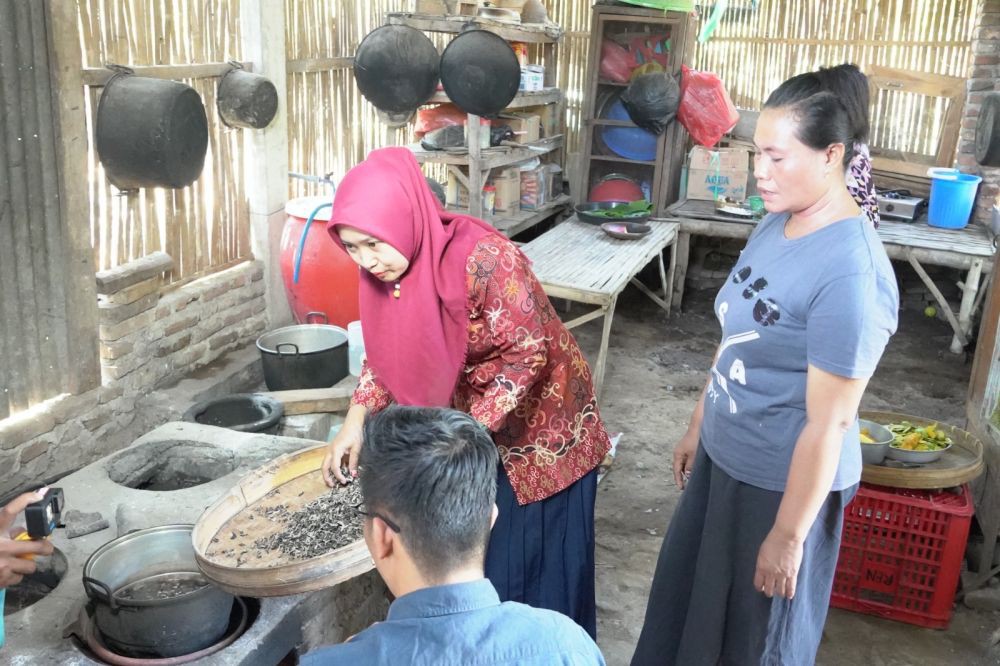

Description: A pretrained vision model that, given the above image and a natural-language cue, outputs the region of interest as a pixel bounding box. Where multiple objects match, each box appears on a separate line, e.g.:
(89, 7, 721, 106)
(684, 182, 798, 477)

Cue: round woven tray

(192, 444, 372, 597)
(859, 410, 984, 489)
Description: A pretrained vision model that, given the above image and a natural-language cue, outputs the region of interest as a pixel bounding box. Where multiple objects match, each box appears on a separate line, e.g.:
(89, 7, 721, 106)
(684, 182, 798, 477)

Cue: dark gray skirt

(631, 445, 856, 666)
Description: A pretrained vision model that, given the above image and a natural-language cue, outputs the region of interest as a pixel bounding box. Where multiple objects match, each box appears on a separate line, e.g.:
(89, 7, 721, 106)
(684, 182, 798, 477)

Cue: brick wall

(0, 259, 268, 498)
(959, 0, 1000, 226)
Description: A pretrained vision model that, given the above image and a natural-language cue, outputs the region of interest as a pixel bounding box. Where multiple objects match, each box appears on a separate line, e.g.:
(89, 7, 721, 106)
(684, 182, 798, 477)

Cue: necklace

(393, 281, 400, 299)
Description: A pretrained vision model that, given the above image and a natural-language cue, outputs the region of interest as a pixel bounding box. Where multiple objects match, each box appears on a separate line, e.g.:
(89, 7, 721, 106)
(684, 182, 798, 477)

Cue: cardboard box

(412, 0, 449, 14)
(497, 113, 540, 143)
(447, 172, 469, 208)
(519, 65, 545, 92)
(689, 146, 749, 170)
(493, 168, 521, 213)
(686, 146, 750, 201)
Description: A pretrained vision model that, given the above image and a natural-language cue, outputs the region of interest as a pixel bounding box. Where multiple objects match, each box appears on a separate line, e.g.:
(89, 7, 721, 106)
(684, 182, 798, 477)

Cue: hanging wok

(353, 25, 439, 114)
(440, 30, 520, 117)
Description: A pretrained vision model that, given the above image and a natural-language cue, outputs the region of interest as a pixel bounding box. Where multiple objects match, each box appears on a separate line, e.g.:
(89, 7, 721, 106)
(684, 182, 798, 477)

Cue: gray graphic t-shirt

(700, 212, 899, 492)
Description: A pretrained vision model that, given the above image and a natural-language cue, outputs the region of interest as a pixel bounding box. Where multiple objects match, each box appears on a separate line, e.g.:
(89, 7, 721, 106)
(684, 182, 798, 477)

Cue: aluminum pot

(82, 525, 234, 658)
(256, 323, 349, 391)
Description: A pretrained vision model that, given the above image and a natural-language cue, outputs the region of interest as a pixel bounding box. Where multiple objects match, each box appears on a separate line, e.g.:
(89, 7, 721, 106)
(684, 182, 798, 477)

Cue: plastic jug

(347, 321, 365, 376)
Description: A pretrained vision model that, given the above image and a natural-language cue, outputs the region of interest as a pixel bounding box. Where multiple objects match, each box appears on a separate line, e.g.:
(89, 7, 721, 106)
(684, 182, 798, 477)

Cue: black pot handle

(83, 576, 119, 613)
(305, 311, 329, 324)
(275, 343, 300, 357)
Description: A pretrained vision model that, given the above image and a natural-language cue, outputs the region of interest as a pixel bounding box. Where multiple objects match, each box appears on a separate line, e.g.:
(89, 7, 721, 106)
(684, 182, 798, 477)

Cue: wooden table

(521, 217, 679, 396)
(668, 199, 997, 353)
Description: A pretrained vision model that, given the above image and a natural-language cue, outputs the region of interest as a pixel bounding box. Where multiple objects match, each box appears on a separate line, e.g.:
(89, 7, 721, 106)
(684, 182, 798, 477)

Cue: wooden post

(43, 0, 100, 396)
(242, 0, 292, 327)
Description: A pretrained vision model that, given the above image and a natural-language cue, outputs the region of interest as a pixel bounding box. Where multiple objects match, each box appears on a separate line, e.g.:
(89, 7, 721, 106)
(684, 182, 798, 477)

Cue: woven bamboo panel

(693, 0, 978, 160)
(77, 0, 250, 285)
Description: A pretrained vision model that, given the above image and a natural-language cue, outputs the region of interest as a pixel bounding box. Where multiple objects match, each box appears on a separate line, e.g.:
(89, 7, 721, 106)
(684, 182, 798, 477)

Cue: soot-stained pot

(95, 74, 209, 189)
(217, 67, 279, 129)
(439, 29, 520, 118)
(354, 25, 440, 114)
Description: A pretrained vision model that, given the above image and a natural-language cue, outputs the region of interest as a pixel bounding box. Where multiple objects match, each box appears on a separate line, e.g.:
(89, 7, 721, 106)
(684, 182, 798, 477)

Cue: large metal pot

(256, 324, 349, 391)
(83, 525, 234, 658)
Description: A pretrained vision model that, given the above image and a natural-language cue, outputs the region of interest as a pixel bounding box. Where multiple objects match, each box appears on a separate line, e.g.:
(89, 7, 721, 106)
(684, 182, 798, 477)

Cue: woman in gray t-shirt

(632, 65, 899, 666)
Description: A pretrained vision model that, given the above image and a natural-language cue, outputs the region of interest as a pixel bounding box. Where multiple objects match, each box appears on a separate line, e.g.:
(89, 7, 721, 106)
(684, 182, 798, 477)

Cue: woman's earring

(393, 281, 401, 299)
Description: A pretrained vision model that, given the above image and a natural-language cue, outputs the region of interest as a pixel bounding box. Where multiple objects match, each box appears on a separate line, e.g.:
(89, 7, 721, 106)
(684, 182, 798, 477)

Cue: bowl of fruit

(859, 419, 893, 465)
(886, 421, 953, 464)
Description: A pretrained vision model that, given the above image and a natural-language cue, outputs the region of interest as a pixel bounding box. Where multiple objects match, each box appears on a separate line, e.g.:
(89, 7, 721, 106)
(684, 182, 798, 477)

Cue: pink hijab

(328, 147, 498, 406)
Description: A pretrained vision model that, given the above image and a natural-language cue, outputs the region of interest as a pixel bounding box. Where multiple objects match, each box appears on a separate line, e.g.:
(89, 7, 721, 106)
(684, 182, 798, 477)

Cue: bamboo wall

(76, 0, 979, 283)
(285, 0, 409, 199)
(77, 0, 251, 285)
(694, 0, 978, 159)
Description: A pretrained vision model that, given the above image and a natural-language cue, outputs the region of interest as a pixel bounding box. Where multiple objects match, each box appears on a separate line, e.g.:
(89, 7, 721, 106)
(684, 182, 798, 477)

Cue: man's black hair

(359, 405, 499, 580)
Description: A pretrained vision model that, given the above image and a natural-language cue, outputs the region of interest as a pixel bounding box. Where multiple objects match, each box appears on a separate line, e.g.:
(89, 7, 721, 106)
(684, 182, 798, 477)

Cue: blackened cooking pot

(95, 74, 209, 190)
(256, 324, 349, 391)
(82, 525, 234, 658)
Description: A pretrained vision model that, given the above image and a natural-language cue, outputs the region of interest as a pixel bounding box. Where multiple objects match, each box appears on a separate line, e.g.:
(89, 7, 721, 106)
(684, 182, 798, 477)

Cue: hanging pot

(217, 65, 279, 129)
(95, 73, 209, 189)
(354, 25, 440, 114)
(976, 92, 1000, 168)
(440, 29, 520, 117)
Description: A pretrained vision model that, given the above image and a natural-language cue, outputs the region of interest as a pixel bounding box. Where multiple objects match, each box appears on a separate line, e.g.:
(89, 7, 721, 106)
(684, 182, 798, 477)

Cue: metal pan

(354, 25, 439, 114)
(440, 29, 520, 117)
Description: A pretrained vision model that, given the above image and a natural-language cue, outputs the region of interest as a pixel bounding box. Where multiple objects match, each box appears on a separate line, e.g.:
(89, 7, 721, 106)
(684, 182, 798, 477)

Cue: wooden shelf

(410, 135, 564, 170)
(426, 88, 562, 109)
(386, 12, 563, 43)
(492, 194, 572, 237)
(589, 154, 657, 166)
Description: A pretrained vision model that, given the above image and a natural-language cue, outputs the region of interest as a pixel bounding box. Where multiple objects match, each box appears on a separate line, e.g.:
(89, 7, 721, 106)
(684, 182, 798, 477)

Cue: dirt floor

(570, 282, 1000, 666)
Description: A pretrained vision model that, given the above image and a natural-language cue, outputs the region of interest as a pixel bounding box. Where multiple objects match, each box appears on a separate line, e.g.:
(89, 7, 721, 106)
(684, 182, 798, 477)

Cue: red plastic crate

(830, 483, 973, 629)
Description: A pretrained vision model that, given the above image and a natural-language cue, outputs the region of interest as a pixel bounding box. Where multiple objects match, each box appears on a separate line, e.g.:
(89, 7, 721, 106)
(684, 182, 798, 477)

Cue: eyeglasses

(354, 502, 401, 533)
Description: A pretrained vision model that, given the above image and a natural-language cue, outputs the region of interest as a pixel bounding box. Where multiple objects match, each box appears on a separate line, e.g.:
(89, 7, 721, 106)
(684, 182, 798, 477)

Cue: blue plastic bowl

(599, 99, 658, 162)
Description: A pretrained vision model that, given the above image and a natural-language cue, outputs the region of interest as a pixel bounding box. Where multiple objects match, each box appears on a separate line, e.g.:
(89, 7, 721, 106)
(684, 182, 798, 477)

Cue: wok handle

(305, 311, 329, 324)
(82, 576, 119, 612)
(275, 343, 300, 357)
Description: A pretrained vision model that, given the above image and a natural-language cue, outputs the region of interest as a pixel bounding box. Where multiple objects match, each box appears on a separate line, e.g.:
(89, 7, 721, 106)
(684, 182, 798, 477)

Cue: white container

(347, 320, 365, 376)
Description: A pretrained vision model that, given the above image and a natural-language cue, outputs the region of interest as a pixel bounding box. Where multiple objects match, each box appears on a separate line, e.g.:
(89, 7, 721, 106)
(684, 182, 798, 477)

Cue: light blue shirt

(701, 212, 898, 492)
(300, 579, 606, 666)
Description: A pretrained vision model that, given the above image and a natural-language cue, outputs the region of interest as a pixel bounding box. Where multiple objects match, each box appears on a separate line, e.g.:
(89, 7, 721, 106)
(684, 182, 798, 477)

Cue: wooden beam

(261, 387, 354, 415)
(81, 62, 253, 86)
(43, 0, 101, 396)
(286, 57, 354, 73)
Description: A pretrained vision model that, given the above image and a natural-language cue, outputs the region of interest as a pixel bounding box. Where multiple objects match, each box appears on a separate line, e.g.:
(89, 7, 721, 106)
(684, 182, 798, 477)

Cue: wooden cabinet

(577, 5, 695, 215)
(386, 12, 570, 237)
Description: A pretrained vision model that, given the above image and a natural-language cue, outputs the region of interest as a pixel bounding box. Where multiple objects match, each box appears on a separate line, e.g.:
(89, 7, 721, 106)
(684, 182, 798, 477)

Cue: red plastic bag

(599, 39, 635, 84)
(414, 103, 468, 138)
(677, 65, 740, 147)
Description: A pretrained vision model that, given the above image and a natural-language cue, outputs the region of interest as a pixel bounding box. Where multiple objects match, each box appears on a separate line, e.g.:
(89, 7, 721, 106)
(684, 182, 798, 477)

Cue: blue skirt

(485, 466, 598, 639)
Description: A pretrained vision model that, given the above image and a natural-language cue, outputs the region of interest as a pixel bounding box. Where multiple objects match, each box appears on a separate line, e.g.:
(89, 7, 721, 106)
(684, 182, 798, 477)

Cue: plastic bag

(621, 72, 681, 135)
(414, 103, 468, 138)
(677, 65, 740, 147)
(599, 39, 634, 83)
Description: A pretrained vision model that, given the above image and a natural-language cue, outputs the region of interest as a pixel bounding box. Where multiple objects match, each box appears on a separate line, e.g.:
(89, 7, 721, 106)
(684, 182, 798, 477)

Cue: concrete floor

(573, 284, 1000, 666)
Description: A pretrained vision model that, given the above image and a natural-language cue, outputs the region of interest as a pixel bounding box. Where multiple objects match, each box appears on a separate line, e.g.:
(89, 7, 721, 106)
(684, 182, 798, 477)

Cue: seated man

(302, 406, 605, 666)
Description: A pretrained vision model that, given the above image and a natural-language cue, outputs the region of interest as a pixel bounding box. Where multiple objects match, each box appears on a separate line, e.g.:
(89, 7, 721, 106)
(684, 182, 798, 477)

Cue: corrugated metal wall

(0, 0, 74, 419)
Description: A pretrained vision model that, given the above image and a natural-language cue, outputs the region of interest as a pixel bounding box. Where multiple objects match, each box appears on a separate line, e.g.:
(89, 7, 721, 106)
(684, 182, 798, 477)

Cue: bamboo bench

(521, 217, 679, 396)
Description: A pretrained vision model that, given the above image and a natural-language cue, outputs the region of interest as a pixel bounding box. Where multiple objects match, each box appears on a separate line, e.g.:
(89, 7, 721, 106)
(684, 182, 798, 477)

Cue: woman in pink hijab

(322, 147, 610, 637)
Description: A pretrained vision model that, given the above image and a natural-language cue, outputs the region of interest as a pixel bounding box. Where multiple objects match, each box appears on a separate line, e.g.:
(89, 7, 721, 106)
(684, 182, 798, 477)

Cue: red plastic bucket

(279, 196, 360, 327)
